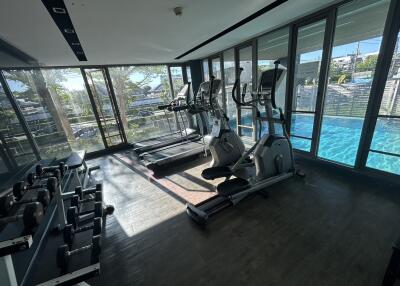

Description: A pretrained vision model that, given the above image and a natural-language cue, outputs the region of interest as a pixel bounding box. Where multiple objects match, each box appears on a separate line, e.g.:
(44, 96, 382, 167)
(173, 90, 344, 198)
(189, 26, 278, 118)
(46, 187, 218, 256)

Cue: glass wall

(169, 66, 184, 97)
(210, 57, 224, 108)
(223, 49, 236, 130)
(202, 59, 209, 81)
(291, 19, 327, 152)
(41, 69, 104, 152)
(0, 84, 36, 168)
(367, 31, 400, 174)
(238, 45, 254, 139)
(109, 65, 176, 142)
(3, 69, 104, 159)
(258, 27, 290, 109)
(258, 27, 290, 136)
(186, 66, 192, 83)
(318, 0, 390, 166)
(3, 70, 71, 159)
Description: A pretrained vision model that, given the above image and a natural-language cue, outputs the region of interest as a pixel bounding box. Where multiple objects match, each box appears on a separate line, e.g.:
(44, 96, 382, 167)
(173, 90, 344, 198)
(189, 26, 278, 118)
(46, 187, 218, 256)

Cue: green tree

(356, 55, 378, 72)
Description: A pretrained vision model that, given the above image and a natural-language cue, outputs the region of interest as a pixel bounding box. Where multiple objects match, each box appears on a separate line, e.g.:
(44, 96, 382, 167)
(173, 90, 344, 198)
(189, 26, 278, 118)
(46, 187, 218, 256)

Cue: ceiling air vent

(41, 0, 87, 61)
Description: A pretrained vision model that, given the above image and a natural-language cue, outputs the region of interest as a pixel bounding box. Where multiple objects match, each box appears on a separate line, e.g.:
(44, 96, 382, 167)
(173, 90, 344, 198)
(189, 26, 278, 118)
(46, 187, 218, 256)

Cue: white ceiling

(0, 0, 341, 67)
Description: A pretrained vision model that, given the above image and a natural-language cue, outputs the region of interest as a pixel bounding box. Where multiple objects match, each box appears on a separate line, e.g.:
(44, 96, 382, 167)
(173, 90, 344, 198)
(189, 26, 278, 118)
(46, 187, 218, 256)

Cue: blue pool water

(231, 114, 400, 175)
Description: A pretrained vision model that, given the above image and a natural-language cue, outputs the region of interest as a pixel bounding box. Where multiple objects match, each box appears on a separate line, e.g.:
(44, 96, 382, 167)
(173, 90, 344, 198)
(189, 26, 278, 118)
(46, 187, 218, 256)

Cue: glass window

(109, 65, 176, 142)
(211, 57, 222, 79)
(258, 27, 289, 110)
(3, 70, 73, 159)
(291, 19, 327, 151)
(238, 45, 254, 139)
(41, 69, 104, 153)
(318, 0, 390, 166)
(170, 66, 184, 97)
(367, 31, 400, 175)
(203, 59, 209, 81)
(186, 66, 192, 83)
(223, 49, 236, 130)
(0, 84, 36, 168)
(211, 57, 224, 108)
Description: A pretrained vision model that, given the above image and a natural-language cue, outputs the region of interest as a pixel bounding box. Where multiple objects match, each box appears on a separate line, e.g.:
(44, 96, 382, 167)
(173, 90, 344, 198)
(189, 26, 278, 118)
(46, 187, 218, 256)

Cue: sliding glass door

(82, 68, 126, 148)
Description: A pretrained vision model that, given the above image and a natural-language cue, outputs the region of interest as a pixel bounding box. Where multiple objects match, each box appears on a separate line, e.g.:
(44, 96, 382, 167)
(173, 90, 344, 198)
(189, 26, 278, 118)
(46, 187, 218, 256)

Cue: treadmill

(133, 84, 201, 154)
(139, 79, 222, 170)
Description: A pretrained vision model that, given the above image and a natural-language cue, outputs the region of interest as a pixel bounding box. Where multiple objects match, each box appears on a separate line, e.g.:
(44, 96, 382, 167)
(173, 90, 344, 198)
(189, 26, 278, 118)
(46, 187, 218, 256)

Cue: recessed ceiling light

(52, 7, 66, 14)
(64, 28, 75, 33)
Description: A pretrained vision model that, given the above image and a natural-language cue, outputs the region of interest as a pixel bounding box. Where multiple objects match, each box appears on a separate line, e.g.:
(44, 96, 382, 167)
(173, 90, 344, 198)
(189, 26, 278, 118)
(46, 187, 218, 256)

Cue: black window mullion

(285, 24, 296, 135)
(310, 9, 337, 157)
(80, 68, 108, 149)
(355, 0, 400, 169)
(104, 67, 128, 144)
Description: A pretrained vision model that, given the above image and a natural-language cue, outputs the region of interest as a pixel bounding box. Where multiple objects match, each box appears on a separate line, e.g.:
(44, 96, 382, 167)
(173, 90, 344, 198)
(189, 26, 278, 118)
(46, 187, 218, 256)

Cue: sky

(301, 36, 382, 63)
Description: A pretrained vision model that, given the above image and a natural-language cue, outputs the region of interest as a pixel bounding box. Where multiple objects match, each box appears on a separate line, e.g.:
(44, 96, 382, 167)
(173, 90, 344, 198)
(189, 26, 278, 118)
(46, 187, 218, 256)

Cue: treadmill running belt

(141, 141, 206, 167)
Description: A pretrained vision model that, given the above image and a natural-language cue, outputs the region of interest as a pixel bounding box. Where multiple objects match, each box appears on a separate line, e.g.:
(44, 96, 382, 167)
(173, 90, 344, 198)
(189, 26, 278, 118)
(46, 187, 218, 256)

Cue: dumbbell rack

(37, 262, 100, 286)
(0, 235, 32, 286)
(0, 156, 102, 286)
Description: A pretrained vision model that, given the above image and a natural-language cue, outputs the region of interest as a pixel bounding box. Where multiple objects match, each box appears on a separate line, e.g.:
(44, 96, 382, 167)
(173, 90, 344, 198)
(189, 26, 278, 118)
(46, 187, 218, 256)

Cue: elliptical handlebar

(232, 68, 244, 106)
(209, 75, 215, 110)
(271, 60, 280, 109)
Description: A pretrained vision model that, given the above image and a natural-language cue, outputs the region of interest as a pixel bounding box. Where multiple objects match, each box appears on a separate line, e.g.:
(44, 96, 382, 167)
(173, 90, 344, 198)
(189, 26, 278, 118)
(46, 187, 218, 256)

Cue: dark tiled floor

(86, 153, 400, 286)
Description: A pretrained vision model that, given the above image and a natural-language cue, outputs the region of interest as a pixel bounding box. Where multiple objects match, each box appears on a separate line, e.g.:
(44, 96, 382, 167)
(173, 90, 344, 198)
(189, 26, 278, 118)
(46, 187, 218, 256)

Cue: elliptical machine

(205, 76, 245, 167)
(186, 60, 304, 225)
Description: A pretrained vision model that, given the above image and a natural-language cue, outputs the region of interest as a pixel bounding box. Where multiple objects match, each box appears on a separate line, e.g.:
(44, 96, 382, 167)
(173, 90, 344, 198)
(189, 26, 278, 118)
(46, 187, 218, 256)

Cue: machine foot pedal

(202, 166, 232, 180)
(217, 178, 249, 196)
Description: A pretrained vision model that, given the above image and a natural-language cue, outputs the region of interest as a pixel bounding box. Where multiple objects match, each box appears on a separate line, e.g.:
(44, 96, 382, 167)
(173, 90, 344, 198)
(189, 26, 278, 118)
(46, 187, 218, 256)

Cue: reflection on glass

(224, 49, 236, 130)
(41, 69, 104, 153)
(293, 19, 326, 112)
(109, 65, 176, 142)
(0, 84, 36, 167)
(203, 59, 209, 81)
(318, 0, 390, 166)
(4, 70, 71, 159)
(170, 66, 184, 97)
(258, 27, 289, 110)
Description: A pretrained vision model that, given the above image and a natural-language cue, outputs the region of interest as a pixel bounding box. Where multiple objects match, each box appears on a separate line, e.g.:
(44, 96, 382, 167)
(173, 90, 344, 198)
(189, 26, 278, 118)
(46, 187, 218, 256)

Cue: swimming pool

(229, 114, 400, 175)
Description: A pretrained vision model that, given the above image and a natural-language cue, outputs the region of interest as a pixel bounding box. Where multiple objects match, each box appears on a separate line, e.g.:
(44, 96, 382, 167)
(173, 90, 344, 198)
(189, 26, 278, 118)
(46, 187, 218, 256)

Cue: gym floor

(80, 151, 399, 285)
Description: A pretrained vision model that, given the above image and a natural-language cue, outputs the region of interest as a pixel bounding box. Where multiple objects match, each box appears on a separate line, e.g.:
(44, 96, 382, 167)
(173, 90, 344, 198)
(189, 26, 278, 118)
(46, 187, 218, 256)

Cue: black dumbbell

(63, 217, 102, 247)
(36, 162, 67, 177)
(0, 189, 51, 216)
(13, 177, 57, 201)
(71, 192, 102, 209)
(27, 168, 61, 186)
(57, 235, 101, 273)
(75, 184, 102, 200)
(67, 202, 103, 228)
(0, 202, 44, 230)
